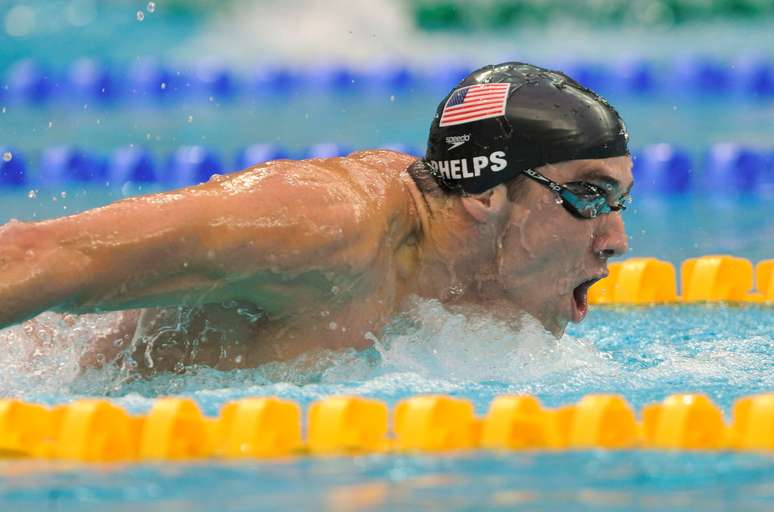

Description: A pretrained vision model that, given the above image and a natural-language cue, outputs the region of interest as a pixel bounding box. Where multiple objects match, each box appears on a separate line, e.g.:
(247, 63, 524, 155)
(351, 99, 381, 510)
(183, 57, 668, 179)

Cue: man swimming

(0, 62, 633, 374)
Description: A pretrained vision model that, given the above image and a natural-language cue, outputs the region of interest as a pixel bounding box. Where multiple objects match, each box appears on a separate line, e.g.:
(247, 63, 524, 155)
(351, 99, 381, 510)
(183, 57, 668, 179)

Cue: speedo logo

(429, 151, 507, 180)
(445, 133, 470, 150)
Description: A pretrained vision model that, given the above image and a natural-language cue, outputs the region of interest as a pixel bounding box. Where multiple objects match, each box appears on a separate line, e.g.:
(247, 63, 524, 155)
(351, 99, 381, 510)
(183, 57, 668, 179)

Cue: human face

(496, 156, 633, 336)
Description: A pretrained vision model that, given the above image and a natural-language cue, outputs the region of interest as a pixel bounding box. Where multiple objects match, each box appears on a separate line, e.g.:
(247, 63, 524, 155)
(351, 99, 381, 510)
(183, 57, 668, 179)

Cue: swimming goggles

(521, 168, 631, 219)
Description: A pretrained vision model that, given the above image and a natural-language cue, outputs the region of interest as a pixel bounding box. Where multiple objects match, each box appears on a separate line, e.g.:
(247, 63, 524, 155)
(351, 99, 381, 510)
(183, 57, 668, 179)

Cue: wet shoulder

(336, 149, 417, 200)
(319, 149, 418, 238)
(232, 150, 417, 228)
(242, 149, 415, 188)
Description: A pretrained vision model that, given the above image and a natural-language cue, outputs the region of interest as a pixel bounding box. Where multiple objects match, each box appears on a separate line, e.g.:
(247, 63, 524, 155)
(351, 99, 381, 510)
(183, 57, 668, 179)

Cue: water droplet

(328, 321, 338, 330)
(448, 284, 464, 297)
(2, 151, 11, 162)
(320, 310, 330, 317)
(160, 82, 167, 90)
(331, 286, 340, 295)
(187, 114, 193, 123)
(136, 10, 144, 21)
(234, 355, 243, 364)
(389, 95, 395, 102)
(95, 353, 106, 364)
(60, 191, 67, 198)
(1, 107, 6, 113)
(48, 121, 53, 128)
(120, 181, 133, 196)
(554, 196, 563, 204)
(147, 2, 156, 13)
(236, 306, 262, 323)
(27, 189, 37, 199)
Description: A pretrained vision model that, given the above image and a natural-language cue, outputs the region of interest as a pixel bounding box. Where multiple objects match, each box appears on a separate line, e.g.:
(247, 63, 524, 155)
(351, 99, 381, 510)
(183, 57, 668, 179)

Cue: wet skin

(0, 150, 632, 373)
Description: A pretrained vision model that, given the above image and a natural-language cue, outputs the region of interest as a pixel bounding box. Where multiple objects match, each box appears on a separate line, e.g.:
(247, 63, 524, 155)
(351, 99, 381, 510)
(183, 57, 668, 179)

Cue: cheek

(499, 200, 595, 277)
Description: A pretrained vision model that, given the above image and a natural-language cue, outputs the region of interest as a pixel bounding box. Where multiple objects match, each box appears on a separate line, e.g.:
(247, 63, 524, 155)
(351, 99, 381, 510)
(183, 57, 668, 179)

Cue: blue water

(1, 451, 772, 512)
(2, 95, 773, 165)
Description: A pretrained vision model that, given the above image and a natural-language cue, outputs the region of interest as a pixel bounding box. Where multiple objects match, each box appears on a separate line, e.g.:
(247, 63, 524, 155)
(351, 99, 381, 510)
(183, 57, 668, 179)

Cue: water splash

(0, 311, 123, 398)
(0, 299, 770, 413)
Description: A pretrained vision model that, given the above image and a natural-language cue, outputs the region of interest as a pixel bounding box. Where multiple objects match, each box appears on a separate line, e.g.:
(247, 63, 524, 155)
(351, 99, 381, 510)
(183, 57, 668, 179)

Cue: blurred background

(0, 0, 772, 261)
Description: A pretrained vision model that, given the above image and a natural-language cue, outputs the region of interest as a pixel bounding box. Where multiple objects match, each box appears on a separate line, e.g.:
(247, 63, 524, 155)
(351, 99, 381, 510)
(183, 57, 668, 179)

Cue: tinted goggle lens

(561, 182, 629, 219)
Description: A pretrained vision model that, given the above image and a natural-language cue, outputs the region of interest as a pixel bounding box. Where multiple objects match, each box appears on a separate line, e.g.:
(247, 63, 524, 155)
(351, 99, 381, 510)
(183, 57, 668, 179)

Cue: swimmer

(0, 62, 633, 373)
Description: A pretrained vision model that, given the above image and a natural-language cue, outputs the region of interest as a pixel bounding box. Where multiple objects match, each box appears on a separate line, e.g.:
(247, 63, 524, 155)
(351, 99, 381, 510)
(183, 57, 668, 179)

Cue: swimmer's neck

(400, 174, 507, 307)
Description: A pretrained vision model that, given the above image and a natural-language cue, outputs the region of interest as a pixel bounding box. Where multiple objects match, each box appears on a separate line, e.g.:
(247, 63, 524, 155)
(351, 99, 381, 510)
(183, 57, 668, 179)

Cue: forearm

(0, 193, 210, 327)
(0, 220, 91, 328)
(38, 195, 216, 314)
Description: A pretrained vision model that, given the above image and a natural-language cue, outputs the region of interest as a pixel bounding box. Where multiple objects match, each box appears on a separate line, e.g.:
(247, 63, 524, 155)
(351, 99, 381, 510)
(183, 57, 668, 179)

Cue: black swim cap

(425, 62, 630, 194)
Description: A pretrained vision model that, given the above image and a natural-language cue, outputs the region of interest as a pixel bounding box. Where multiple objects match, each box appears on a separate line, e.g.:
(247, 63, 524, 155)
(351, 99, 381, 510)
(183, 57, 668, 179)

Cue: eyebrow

(577, 170, 634, 195)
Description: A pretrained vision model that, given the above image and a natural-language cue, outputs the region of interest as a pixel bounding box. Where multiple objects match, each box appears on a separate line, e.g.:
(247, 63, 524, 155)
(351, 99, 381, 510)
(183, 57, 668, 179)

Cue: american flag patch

(439, 83, 510, 127)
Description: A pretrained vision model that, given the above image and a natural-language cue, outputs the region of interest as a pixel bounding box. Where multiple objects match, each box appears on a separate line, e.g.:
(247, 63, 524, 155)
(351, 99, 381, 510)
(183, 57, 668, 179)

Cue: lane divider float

(588, 255, 774, 305)
(0, 393, 772, 462)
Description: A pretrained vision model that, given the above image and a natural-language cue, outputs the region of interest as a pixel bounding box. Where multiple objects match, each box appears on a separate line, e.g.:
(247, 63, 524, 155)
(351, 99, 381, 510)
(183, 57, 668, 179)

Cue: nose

(592, 212, 628, 258)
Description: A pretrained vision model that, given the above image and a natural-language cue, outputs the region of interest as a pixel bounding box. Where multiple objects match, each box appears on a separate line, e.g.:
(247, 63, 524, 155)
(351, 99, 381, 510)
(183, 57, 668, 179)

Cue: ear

(460, 184, 509, 225)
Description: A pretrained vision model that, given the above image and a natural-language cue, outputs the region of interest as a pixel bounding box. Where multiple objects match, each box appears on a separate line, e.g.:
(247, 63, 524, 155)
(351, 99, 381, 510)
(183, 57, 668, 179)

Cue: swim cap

(425, 62, 629, 194)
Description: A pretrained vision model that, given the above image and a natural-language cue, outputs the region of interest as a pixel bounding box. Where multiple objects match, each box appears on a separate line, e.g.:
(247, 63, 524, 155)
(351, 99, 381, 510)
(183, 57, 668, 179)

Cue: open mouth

(571, 276, 605, 323)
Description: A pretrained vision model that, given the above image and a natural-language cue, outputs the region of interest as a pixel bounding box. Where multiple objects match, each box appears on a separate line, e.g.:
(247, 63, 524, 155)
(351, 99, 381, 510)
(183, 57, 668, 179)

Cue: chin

(550, 322, 568, 338)
(537, 312, 568, 338)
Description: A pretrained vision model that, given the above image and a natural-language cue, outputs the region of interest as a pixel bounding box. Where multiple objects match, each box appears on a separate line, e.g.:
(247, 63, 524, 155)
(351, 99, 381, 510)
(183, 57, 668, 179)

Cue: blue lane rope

(2, 56, 774, 105)
(1, 143, 773, 191)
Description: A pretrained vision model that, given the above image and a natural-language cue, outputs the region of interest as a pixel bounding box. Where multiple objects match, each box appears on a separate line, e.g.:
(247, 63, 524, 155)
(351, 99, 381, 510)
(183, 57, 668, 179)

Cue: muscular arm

(0, 157, 392, 329)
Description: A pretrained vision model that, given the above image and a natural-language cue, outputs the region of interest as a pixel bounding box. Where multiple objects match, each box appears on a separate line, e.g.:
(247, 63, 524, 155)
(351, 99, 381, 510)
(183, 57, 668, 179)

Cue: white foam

(0, 299, 770, 407)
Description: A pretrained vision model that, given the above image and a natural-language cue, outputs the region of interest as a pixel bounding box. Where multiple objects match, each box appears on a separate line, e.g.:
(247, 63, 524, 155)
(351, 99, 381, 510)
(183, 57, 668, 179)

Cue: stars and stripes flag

(439, 83, 511, 127)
